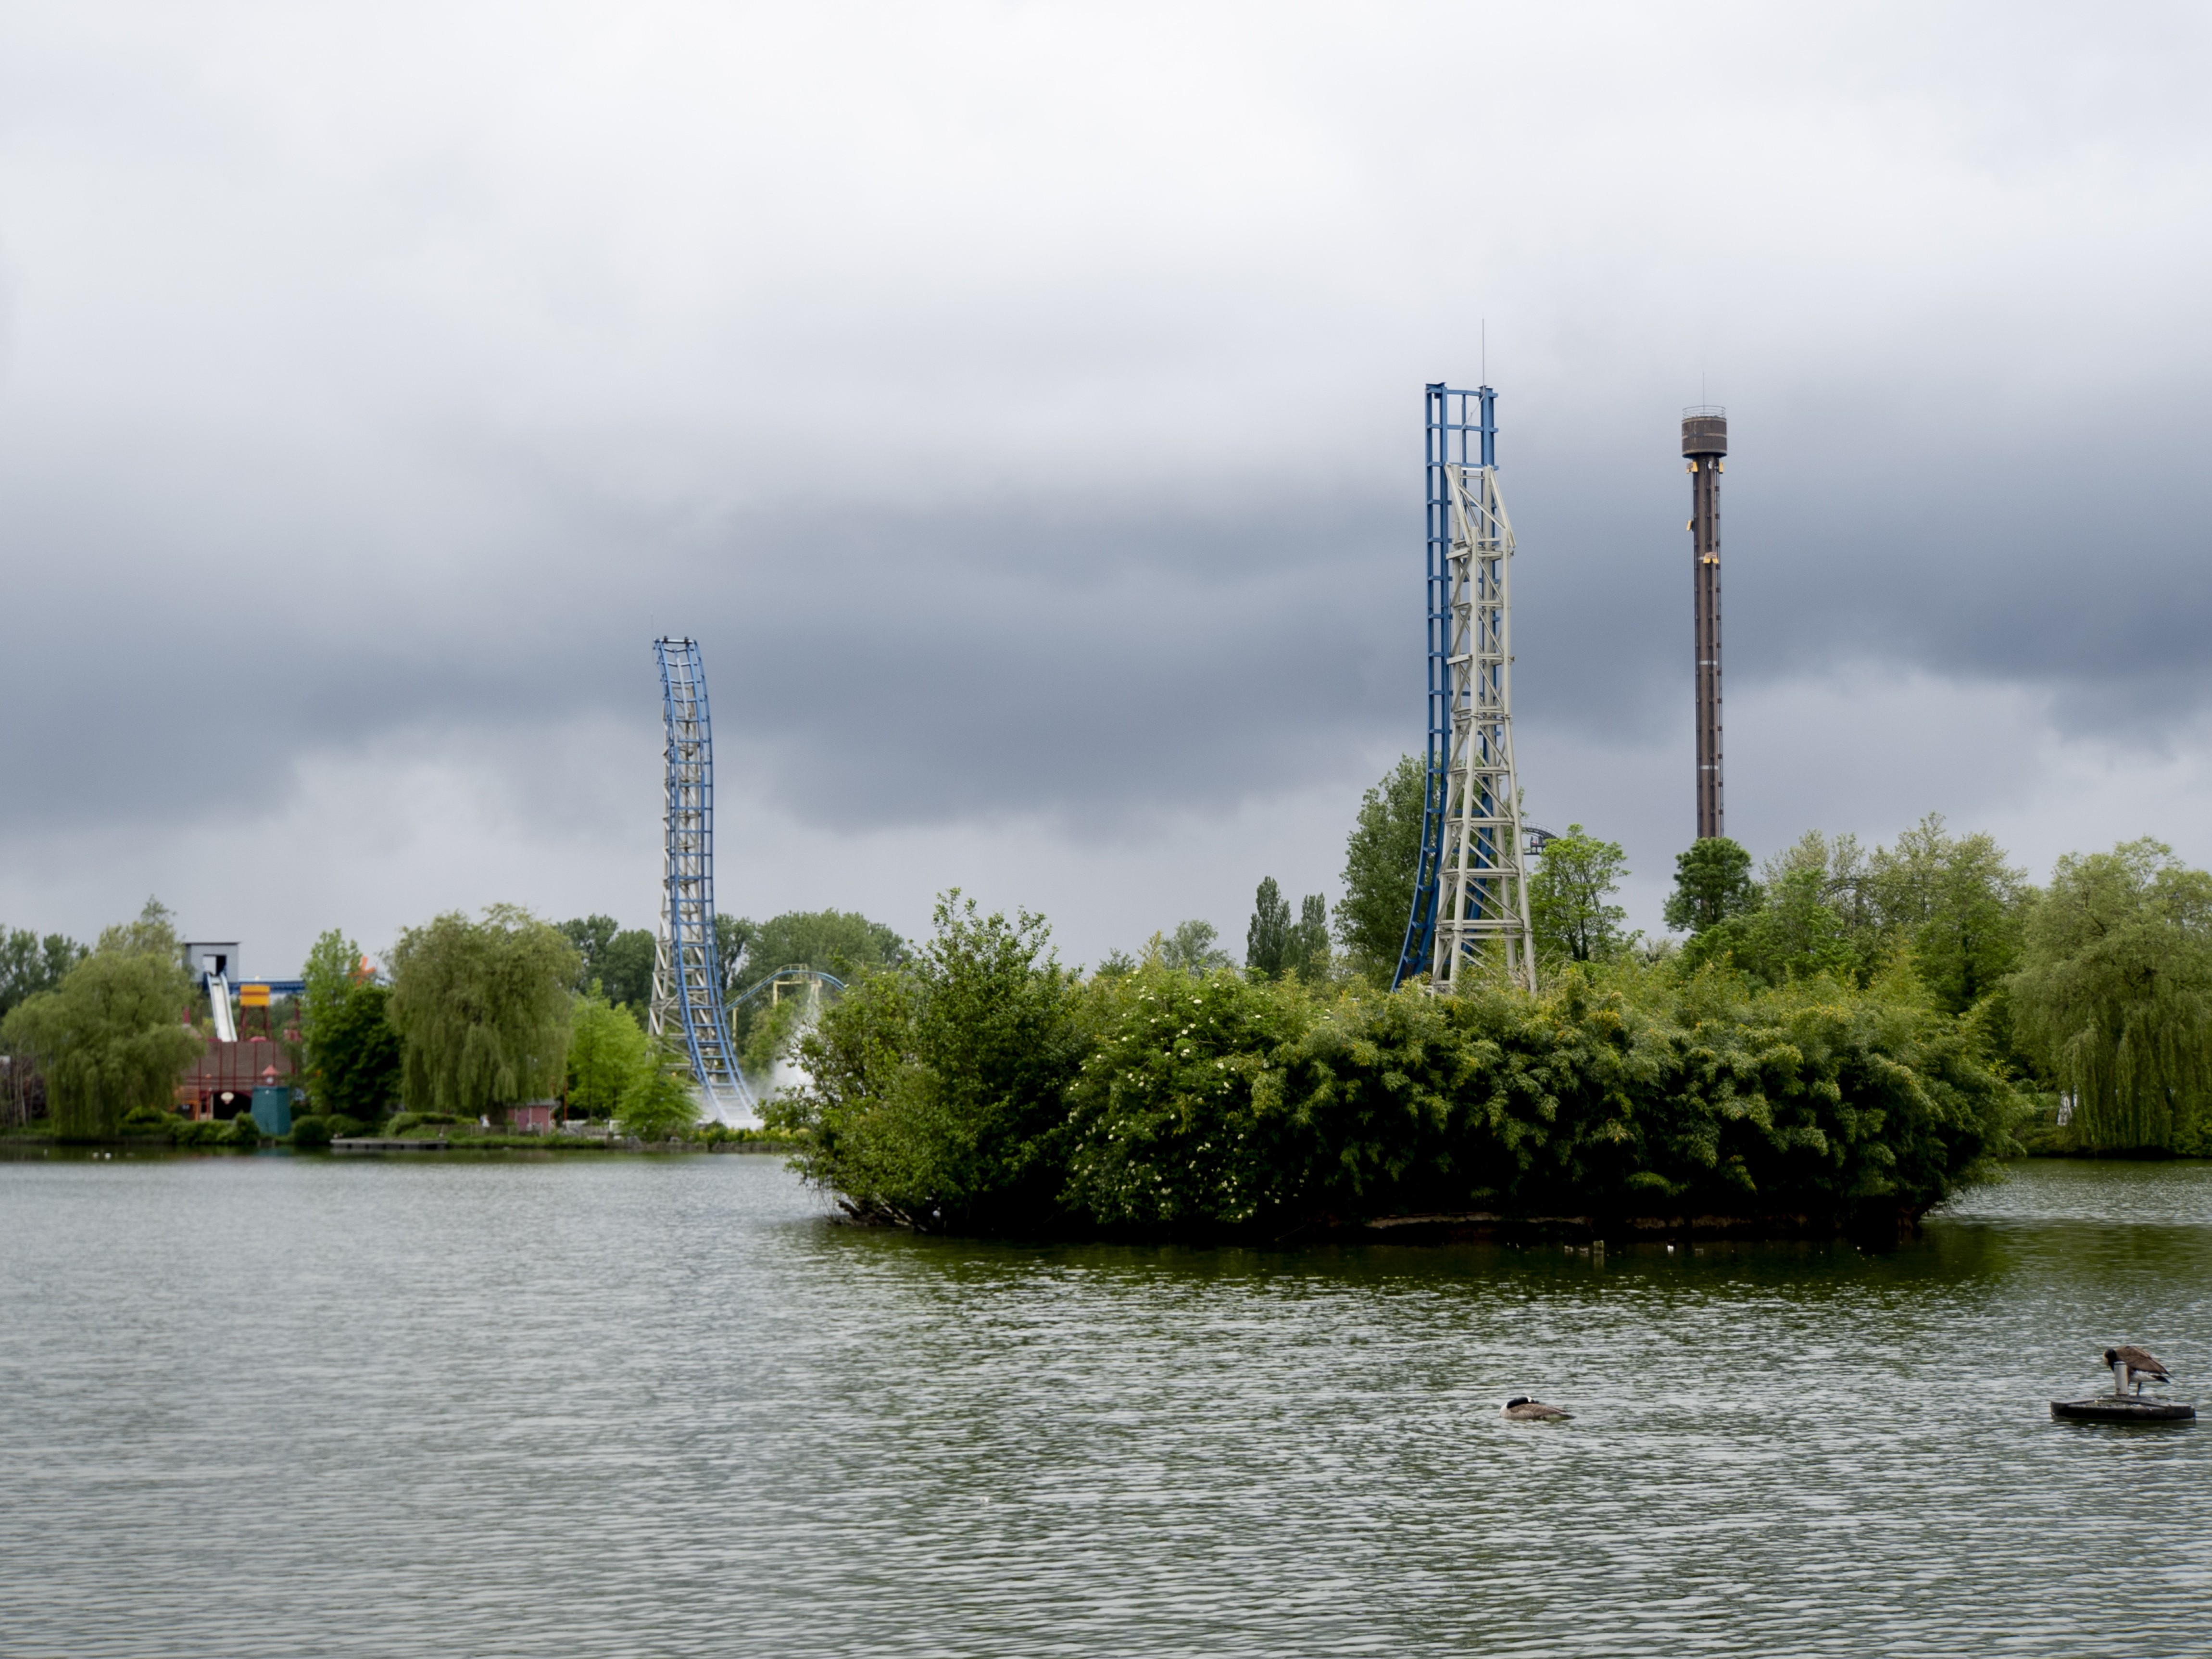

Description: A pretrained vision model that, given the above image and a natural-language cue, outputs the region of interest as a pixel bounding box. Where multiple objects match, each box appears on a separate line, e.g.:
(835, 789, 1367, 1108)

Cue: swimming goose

(1501, 1396, 1572, 1420)
(2105, 1346, 2172, 1394)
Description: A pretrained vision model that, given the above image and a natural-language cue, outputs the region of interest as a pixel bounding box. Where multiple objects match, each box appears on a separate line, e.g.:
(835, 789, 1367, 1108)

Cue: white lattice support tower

(1430, 457, 1535, 993)
(651, 637, 754, 1124)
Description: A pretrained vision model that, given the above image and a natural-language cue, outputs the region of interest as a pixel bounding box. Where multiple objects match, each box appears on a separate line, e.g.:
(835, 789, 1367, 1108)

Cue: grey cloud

(4, 0, 2212, 937)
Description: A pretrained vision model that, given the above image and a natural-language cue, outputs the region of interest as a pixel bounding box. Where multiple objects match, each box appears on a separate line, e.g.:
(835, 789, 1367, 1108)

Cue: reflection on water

(2, 1154, 2207, 1657)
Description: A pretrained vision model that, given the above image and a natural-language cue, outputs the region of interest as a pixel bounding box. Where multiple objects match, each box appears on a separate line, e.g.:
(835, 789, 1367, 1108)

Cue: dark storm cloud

(4, 0, 2212, 922)
(0, 474, 1407, 833)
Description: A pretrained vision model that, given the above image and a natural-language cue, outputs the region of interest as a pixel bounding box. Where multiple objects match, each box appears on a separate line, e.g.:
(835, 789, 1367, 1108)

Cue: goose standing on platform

(2105, 1346, 2172, 1395)
(1501, 1396, 1572, 1421)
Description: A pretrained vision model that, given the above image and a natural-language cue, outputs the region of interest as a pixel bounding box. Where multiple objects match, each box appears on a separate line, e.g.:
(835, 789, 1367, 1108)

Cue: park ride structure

(1684, 408, 1728, 839)
(648, 637, 756, 1125)
(1393, 383, 1535, 994)
(730, 965, 846, 1095)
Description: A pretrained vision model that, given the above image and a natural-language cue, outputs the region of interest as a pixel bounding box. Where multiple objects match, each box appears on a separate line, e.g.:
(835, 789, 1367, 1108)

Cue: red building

(178, 1037, 297, 1121)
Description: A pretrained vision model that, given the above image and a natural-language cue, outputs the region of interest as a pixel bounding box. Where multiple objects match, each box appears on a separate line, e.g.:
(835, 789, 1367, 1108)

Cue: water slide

(207, 972, 238, 1043)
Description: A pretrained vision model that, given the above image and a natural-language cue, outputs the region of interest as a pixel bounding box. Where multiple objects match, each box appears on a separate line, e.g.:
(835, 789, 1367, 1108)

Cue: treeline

(1201, 757, 2212, 1158)
(286, 904, 905, 1139)
(1564, 826, 2212, 1157)
(0, 900, 904, 1143)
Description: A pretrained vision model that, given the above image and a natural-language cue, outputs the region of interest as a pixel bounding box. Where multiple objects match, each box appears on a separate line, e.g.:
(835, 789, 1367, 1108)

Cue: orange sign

(239, 983, 272, 1008)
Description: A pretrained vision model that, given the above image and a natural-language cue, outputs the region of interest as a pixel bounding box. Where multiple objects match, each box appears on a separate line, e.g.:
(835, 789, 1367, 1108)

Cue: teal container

(251, 1086, 293, 1137)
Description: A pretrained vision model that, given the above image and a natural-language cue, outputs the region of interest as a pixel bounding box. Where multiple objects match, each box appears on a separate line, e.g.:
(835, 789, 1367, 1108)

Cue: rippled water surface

(3, 1153, 2209, 1658)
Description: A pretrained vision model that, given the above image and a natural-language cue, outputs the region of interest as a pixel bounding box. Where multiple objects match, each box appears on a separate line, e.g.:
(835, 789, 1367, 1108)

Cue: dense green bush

(384, 1111, 461, 1134)
(771, 899, 2024, 1238)
(616, 1036, 706, 1141)
(766, 893, 1085, 1231)
(289, 1115, 334, 1150)
(119, 1104, 179, 1139)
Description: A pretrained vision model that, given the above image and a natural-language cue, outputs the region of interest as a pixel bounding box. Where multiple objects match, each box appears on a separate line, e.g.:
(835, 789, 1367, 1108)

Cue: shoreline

(0, 1133, 800, 1158)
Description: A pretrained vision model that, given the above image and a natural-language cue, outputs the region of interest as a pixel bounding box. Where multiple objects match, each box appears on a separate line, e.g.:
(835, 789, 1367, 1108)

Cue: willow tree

(0, 899, 199, 1138)
(386, 905, 581, 1117)
(2010, 840, 2212, 1151)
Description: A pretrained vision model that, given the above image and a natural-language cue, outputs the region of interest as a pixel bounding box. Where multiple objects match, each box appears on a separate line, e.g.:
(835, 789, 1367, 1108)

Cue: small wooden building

(497, 1101, 557, 1134)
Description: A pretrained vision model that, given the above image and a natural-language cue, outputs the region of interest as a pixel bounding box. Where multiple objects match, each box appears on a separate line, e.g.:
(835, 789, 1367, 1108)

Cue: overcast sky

(3, 0, 2210, 974)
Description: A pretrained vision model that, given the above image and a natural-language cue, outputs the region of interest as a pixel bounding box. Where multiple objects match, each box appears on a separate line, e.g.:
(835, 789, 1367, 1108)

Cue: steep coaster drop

(648, 637, 756, 1127)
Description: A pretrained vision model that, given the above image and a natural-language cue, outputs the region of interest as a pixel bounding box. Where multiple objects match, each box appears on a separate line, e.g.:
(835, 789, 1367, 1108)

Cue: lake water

(3, 1152, 2208, 1658)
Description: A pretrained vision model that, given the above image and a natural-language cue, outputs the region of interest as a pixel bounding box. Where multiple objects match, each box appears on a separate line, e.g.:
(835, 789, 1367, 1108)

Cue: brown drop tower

(1682, 408, 1727, 840)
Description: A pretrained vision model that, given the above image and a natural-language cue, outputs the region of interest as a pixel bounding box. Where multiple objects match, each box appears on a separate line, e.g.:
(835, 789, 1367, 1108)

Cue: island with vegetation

(765, 761, 2212, 1242)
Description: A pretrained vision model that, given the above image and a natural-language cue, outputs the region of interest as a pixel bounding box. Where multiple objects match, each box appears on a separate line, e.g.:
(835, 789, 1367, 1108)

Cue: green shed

(250, 1086, 293, 1137)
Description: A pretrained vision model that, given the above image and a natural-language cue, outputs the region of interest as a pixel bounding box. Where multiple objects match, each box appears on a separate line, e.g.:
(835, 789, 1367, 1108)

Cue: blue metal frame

(1393, 383, 1496, 990)
(656, 637, 744, 1103)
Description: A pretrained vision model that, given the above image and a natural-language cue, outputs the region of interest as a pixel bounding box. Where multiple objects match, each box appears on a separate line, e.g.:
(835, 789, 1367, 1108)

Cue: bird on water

(1501, 1396, 1572, 1421)
(2105, 1346, 2172, 1395)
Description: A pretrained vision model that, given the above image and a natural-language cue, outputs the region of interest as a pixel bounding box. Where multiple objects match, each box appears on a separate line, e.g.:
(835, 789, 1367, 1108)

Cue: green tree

(1158, 920, 1232, 974)
(300, 929, 361, 1034)
(1245, 878, 1293, 979)
(567, 984, 652, 1119)
(1862, 815, 2027, 1015)
(0, 927, 87, 1019)
(557, 915, 619, 984)
(2009, 839, 2212, 1151)
(316, 983, 403, 1120)
(557, 916, 658, 1010)
(735, 910, 906, 986)
(616, 1035, 704, 1140)
(386, 905, 581, 1117)
(768, 892, 1083, 1231)
(1664, 837, 1759, 934)
(0, 899, 200, 1138)
(1681, 863, 1859, 987)
(299, 929, 393, 1114)
(1529, 824, 1630, 963)
(1334, 754, 1429, 977)
(1287, 893, 1331, 982)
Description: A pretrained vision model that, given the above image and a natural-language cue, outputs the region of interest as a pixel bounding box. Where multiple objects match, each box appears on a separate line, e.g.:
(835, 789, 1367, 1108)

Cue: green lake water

(2, 1152, 2207, 1657)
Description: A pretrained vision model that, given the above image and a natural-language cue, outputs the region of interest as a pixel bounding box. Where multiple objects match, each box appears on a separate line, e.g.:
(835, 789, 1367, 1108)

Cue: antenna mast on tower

(1394, 384, 1534, 994)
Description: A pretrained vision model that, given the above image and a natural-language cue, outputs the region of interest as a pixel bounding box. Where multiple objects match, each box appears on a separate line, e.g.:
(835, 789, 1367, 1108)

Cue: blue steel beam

(1393, 383, 1496, 991)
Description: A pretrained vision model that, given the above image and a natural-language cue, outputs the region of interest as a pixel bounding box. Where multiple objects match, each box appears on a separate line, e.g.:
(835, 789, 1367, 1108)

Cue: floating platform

(2051, 1396, 2195, 1423)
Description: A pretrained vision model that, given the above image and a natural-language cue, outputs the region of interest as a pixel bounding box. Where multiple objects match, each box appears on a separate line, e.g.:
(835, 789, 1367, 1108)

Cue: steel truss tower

(1683, 408, 1728, 839)
(1393, 384, 1534, 994)
(650, 637, 755, 1123)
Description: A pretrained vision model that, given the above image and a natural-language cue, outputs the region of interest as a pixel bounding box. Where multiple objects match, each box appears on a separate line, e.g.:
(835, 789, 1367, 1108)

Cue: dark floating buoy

(2051, 1396, 2194, 1423)
(2052, 1345, 2195, 1422)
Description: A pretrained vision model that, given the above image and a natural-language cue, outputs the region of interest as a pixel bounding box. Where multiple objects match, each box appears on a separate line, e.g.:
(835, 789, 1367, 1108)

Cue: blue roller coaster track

(653, 637, 755, 1119)
(1393, 383, 1497, 992)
